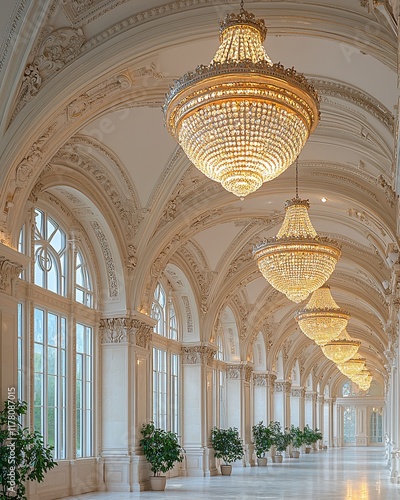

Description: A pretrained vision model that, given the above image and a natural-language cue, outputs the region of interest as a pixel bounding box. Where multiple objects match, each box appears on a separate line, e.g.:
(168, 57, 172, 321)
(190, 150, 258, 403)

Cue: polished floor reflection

(61, 447, 400, 499)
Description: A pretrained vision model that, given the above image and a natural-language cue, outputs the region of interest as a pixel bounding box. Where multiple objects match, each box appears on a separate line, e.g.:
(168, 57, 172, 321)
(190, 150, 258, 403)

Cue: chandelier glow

(164, 6, 320, 197)
(321, 329, 360, 364)
(337, 353, 366, 378)
(294, 285, 350, 345)
(253, 201, 341, 303)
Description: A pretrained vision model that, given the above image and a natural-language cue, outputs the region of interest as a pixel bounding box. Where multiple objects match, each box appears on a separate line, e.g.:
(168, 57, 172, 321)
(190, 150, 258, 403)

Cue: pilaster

(181, 343, 217, 477)
(99, 312, 156, 492)
(226, 363, 254, 467)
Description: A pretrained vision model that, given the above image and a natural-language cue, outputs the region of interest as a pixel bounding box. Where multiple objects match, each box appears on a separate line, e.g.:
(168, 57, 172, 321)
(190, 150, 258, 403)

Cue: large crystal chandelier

(253, 196, 341, 302)
(337, 353, 366, 378)
(294, 286, 350, 345)
(164, 2, 320, 198)
(321, 329, 361, 364)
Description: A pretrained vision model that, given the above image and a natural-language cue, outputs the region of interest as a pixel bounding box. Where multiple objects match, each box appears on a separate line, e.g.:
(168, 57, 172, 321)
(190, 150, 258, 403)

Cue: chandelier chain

(240, 0, 244, 12)
(296, 157, 299, 198)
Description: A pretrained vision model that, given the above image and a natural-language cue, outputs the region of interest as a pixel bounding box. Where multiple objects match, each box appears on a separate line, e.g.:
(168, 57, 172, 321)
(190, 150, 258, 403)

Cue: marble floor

(61, 447, 400, 499)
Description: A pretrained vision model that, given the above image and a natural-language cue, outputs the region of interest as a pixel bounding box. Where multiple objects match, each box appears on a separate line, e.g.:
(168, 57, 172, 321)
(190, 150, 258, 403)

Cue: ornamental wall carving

(0, 257, 23, 295)
(181, 296, 194, 334)
(90, 221, 118, 298)
(182, 345, 216, 366)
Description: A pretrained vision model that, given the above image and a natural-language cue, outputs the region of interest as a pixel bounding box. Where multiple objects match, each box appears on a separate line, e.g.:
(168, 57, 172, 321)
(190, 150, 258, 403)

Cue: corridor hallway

(61, 447, 399, 500)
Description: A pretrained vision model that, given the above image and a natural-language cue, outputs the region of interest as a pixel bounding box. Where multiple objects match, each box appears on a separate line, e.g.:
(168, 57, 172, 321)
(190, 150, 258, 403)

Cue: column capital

(182, 343, 217, 366)
(131, 311, 156, 349)
(305, 391, 317, 403)
(0, 244, 29, 296)
(291, 386, 306, 398)
(226, 362, 253, 382)
(99, 317, 130, 343)
(275, 380, 291, 393)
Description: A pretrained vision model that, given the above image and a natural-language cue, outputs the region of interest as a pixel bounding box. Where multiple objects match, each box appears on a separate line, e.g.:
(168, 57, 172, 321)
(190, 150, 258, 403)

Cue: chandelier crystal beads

(253, 201, 341, 303)
(164, 6, 320, 198)
(294, 285, 350, 345)
(321, 329, 360, 364)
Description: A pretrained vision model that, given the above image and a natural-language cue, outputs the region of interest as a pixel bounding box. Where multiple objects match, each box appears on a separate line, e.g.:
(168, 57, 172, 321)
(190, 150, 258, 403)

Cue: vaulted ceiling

(0, 0, 399, 394)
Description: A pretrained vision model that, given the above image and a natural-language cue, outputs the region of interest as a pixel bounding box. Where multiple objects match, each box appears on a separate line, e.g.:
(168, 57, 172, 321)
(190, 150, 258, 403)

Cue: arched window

(370, 408, 383, 443)
(150, 281, 181, 433)
(19, 207, 95, 459)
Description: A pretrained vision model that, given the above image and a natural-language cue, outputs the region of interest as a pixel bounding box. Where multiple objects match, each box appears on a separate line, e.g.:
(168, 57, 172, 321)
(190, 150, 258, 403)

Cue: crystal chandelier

(164, 1, 320, 198)
(253, 195, 341, 302)
(337, 353, 366, 378)
(351, 369, 372, 391)
(294, 285, 350, 345)
(321, 329, 360, 364)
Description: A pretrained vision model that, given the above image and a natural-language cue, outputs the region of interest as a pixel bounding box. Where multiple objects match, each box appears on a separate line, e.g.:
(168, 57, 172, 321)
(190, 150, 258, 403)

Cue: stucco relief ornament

(14, 27, 85, 117)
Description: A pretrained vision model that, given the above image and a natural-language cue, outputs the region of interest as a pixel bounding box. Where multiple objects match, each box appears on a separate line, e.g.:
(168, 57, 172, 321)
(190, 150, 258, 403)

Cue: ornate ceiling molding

(12, 27, 86, 121)
(311, 78, 394, 133)
(52, 143, 141, 239)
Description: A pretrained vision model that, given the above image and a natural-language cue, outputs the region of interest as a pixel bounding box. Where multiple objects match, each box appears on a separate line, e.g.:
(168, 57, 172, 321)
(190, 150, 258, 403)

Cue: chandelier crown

(277, 198, 316, 239)
(164, 5, 320, 197)
(219, 9, 268, 42)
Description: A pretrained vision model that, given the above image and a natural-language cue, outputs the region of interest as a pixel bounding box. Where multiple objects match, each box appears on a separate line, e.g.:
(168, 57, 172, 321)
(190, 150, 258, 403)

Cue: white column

(274, 381, 291, 427)
(317, 395, 324, 448)
(181, 345, 217, 477)
(99, 314, 155, 492)
(290, 387, 305, 427)
(355, 405, 368, 446)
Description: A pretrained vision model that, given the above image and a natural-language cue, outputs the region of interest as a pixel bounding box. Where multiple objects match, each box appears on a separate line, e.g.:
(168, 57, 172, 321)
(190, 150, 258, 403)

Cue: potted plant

(302, 424, 314, 453)
(289, 425, 304, 458)
(252, 421, 273, 466)
(140, 422, 184, 491)
(211, 426, 244, 475)
(313, 428, 323, 450)
(0, 399, 57, 499)
(268, 421, 291, 463)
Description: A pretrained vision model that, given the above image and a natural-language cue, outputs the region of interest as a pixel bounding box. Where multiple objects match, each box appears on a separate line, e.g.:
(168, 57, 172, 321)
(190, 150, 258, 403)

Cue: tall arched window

(19, 207, 95, 459)
(150, 281, 181, 433)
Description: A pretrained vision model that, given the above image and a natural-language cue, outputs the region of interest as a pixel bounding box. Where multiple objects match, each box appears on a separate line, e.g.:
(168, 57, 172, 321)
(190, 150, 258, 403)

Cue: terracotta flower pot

(257, 457, 268, 466)
(292, 450, 300, 458)
(221, 464, 233, 475)
(150, 476, 167, 491)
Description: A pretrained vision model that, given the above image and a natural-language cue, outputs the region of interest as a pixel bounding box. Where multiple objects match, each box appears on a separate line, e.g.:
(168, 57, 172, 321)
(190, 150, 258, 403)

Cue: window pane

(34, 309, 44, 343)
